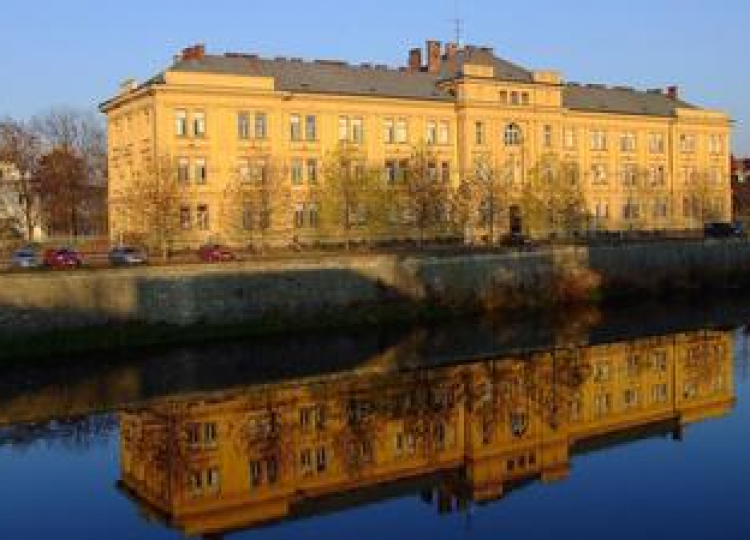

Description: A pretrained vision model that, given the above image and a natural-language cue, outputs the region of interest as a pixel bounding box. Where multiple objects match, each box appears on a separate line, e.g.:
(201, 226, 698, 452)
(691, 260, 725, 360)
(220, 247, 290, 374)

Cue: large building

(118, 328, 734, 537)
(100, 40, 732, 249)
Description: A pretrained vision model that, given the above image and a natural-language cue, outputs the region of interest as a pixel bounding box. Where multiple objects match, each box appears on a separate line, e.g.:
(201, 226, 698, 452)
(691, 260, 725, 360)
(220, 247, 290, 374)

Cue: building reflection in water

(118, 329, 734, 537)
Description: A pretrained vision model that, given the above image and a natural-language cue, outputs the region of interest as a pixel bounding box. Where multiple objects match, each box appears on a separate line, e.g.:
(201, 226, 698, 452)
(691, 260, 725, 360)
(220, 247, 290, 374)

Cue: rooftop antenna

(451, 0, 463, 46)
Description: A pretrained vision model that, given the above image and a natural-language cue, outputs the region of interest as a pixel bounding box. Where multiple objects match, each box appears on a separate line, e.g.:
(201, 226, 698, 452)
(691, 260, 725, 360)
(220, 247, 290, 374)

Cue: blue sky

(1, 0, 748, 153)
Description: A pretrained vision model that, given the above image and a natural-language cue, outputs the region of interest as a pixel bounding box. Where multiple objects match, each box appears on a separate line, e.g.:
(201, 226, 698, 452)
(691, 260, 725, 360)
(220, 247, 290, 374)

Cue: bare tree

(32, 107, 107, 238)
(519, 156, 587, 238)
(399, 144, 454, 247)
(318, 144, 389, 249)
(220, 157, 290, 252)
(113, 153, 182, 260)
(454, 154, 512, 245)
(0, 119, 43, 242)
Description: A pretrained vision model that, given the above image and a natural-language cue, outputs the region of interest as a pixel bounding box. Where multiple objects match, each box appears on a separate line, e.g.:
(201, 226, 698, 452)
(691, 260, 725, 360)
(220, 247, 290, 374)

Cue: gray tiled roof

(563, 84, 696, 116)
(172, 55, 453, 101)
(445, 46, 534, 83)
(132, 52, 699, 118)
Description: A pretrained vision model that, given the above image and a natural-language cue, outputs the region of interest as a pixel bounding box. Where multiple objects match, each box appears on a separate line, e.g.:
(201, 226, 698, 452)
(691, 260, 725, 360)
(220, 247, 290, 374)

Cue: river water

(2, 299, 750, 539)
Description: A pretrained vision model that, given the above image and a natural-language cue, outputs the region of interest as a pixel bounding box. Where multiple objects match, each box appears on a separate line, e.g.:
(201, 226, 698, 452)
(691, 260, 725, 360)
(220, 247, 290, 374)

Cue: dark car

(10, 246, 43, 269)
(197, 244, 236, 263)
(109, 246, 148, 266)
(43, 247, 83, 269)
(704, 222, 744, 239)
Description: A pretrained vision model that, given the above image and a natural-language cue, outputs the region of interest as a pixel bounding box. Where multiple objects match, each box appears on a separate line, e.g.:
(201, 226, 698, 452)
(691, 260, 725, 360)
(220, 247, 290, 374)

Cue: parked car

(109, 246, 148, 266)
(704, 222, 744, 239)
(43, 247, 83, 269)
(197, 244, 236, 263)
(10, 246, 43, 269)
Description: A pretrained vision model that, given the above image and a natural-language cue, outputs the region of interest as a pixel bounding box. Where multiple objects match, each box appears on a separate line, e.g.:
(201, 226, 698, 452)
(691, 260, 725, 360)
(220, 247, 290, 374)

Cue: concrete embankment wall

(1, 240, 750, 336)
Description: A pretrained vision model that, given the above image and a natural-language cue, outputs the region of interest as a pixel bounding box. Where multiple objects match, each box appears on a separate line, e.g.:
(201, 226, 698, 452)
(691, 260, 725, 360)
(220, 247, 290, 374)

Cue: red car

(43, 248, 83, 269)
(197, 244, 236, 263)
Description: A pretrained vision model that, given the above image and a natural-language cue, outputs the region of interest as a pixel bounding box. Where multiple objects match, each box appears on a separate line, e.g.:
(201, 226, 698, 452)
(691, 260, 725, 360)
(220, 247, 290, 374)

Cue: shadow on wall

(0, 250, 584, 338)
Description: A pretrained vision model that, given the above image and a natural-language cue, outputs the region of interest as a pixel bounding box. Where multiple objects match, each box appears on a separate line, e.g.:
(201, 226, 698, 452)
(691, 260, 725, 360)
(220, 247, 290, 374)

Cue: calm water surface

(2, 302, 750, 540)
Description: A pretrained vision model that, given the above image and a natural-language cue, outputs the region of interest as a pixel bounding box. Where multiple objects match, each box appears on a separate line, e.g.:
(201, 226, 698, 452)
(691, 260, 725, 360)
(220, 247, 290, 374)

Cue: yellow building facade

(118, 328, 734, 536)
(101, 41, 732, 249)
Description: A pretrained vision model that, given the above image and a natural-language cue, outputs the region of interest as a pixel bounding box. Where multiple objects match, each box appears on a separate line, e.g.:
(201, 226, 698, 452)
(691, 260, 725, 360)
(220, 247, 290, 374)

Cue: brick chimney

(181, 44, 206, 62)
(444, 42, 458, 62)
(408, 47, 422, 72)
(666, 85, 679, 100)
(426, 40, 442, 73)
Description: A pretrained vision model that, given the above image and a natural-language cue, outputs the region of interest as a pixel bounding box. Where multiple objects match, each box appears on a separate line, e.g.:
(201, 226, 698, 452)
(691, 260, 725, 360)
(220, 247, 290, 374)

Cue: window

(308, 202, 319, 228)
(242, 203, 255, 230)
(238, 112, 250, 139)
(475, 121, 486, 145)
(305, 115, 317, 141)
(652, 351, 667, 372)
(194, 158, 207, 184)
(440, 161, 450, 183)
(193, 111, 206, 137)
(196, 204, 209, 230)
(395, 118, 408, 143)
(649, 165, 666, 186)
(250, 460, 263, 487)
(427, 161, 438, 182)
(594, 362, 611, 382)
(622, 199, 640, 220)
(249, 158, 268, 184)
(709, 134, 724, 154)
(620, 163, 638, 187)
(385, 160, 397, 185)
(563, 127, 576, 149)
(255, 112, 267, 139)
(426, 121, 437, 144)
(315, 447, 327, 473)
(521, 92, 530, 106)
(300, 449, 313, 475)
(589, 129, 607, 151)
(594, 201, 609, 220)
(590, 163, 608, 185)
(384, 118, 395, 143)
(679, 133, 696, 153)
(682, 166, 698, 185)
(623, 388, 640, 409)
(290, 158, 303, 185)
(351, 117, 364, 143)
(175, 110, 188, 137)
(652, 383, 668, 404)
(293, 203, 305, 228)
(543, 125, 553, 148)
(510, 91, 520, 105)
(653, 198, 669, 219)
(180, 206, 191, 229)
(238, 158, 251, 183)
(648, 133, 665, 153)
(594, 393, 612, 416)
(499, 90, 508, 104)
(338, 116, 349, 141)
(306, 159, 318, 184)
(178, 158, 190, 183)
(290, 114, 302, 141)
(504, 123, 523, 146)
(709, 168, 722, 185)
(620, 132, 637, 152)
(438, 121, 450, 145)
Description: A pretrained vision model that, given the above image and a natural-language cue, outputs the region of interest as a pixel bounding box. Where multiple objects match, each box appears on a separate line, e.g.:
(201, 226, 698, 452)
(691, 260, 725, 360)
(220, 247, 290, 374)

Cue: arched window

(504, 123, 523, 146)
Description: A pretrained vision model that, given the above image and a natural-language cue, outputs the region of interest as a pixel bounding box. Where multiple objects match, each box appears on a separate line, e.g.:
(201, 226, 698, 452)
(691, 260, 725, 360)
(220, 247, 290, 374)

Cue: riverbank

(2, 239, 750, 361)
